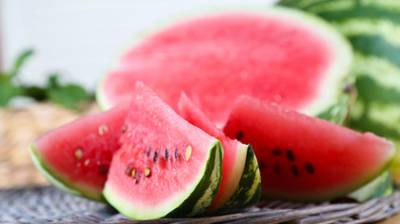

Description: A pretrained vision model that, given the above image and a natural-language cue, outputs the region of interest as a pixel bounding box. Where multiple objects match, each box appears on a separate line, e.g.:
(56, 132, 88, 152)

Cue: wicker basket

(0, 103, 99, 188)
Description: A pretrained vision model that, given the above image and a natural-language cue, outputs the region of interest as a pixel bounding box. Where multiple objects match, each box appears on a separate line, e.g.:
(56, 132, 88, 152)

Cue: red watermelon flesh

(104, 83, 222, 219)
(31, 104, 128, 201)
(224, 96, 395, 201)
(98, 8, 352, 126)
(177, 93, 247, 210)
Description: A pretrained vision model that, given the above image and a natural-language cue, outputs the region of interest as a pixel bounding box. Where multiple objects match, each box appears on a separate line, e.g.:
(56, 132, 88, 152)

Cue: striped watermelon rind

(30, 145, 105, 201)
(219, 145, 261, 212)
(348, 171, 393, 202)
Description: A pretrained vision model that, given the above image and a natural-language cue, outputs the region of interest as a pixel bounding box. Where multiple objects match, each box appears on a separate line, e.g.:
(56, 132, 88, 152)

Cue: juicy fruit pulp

(224, 96, 395, 201)
(178, 94, 260, 210)
(98, 7, 352, 125)
(31, 104, 128, 201)
(104, 83, 222, 220)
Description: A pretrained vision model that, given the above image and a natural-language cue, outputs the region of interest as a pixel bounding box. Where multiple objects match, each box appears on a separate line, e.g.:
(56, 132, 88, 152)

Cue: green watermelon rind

(30, 145, 105, 202)
(103, 140, 223, 220)
(96, 6, 353, 124)
(218, 145, 261, 212)
(348, 171, 393, 202)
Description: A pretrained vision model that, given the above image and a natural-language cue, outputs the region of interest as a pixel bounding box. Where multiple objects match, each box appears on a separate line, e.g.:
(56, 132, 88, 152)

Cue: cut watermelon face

(97, 7, 353, 126)
(224, 96, 395, 201)
(31, 104, 128, 201)
(104, 83, 222, 220)
(177, 94, 261, 211)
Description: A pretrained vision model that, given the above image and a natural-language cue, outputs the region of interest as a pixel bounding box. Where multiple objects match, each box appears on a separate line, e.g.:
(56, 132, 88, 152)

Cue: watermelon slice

(224, 96, 395, 201)
(31, 104, 128, 201)
(177, 94, 261, 211)
(104, 83, 222, 220)
(97, 7, 353, 125)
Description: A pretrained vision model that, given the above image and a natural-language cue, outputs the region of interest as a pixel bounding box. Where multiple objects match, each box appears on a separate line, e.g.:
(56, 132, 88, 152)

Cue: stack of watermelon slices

(32, 6, 396, 220)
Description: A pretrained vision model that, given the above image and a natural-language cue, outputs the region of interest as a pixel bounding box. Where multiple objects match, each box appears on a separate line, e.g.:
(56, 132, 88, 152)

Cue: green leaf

(22, 85, 47, 102)
(9, 49, 34, 78)
(0, 76, 21, 106)
(46, 75, 92, 110)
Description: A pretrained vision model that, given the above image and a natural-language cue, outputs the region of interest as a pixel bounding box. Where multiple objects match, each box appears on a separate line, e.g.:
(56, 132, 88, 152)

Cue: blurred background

(1, 0, 276, 89)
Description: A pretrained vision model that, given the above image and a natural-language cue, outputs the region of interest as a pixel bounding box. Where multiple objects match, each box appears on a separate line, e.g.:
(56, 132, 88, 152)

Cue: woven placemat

(1, 186, 400, 224)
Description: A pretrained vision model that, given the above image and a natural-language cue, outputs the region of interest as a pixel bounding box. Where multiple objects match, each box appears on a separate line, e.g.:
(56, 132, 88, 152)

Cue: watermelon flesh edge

(30, 104, 128, 201)
(224, 96, 395, 201)
(97, 6, 352, 125)
(30, 146, 101, 200)
(103, 83, 222, 220)
(177, 93, 257, 210)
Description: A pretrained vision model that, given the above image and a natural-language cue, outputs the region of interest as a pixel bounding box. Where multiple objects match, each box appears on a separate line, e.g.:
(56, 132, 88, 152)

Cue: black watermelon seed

(146, 148, 152, 157)
(165, 149, 169, 159)
(286, 150, 295, 161)
(305, 162, 315, 175)
(273, 164, 281, 174)
(291, 165, 299, 177)
(272, 149, 282, 156)
(236, 131, 244, 140)
(153, 151, 159, 162)
(174, 148, 179, 160)
(99, 164, 109, 175)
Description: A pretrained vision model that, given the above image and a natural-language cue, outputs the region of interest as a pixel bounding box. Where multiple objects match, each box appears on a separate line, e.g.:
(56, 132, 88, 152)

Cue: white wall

(1, 0, 276, 89)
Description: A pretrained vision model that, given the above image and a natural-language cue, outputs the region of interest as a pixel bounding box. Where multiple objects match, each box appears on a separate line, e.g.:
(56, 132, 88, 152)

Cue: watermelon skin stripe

(219, 146, 261, 212)
(349, 35, 400, 69)
(168, 141, 223, 217)
(317, 6, 400, 24)
(30, 145, 105, 202)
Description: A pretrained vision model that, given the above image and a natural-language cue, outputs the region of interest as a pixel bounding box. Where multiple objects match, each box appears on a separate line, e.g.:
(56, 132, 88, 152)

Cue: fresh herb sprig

(0, 49, 93, 110)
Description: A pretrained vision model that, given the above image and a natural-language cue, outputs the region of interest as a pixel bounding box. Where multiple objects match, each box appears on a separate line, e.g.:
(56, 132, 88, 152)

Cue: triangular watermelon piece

(177, 93, 261, 211)
(31, 104, 128, 201)
(104, 83, 223, 220)
(224, 96, 395, 201)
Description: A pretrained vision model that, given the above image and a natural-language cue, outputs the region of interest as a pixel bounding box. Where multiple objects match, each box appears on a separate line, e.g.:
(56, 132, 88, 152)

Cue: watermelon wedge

(97, 7, 353, 125)
(224, 96, 395, 201)
(104, 83, 222, 220)
(31, 104, 128, 201)
(177, 94, 261, 211)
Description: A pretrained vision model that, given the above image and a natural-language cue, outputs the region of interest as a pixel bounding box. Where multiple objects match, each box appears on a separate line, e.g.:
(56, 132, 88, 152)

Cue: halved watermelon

(224, 96, 395, 201)
(97, 7, 353, 125)
(31, 104, 128, 201)
(104, 83, 222, 220)
(177, 94, 261, 211)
